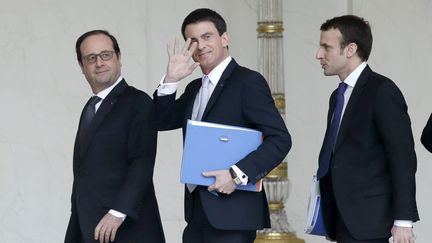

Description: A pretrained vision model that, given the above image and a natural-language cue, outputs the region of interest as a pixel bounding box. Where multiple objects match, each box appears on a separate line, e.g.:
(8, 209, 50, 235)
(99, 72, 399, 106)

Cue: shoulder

(123, 85, 153, 104)
(365, 68, 397, 89)
(365, 70, 408, 108)
(360, 68, 403, 98)
(233, 64, 265, 82)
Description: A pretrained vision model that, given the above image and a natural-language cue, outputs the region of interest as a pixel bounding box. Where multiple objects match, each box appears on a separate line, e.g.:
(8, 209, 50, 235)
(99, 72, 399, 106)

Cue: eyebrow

(320, 43, 331, 48)
(83, 50, 113, 56)
(200, 32, 213, 37)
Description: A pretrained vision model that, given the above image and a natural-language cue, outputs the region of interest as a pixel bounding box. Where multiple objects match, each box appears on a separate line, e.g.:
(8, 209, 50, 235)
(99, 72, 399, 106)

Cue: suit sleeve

(112, 95, 157, 220)
(374, 82, 418, 221)
(421, 113, 432, 153)
(235, 73, 292, 184)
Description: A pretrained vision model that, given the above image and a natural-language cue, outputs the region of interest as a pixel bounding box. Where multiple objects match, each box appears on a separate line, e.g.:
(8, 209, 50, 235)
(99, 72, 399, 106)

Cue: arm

(153, 38, 200, 131)
(421, 113, 432, 152)
(204, 73, 291, 193)
(236, 73, 292, 184)
(95, 94, 157, 242)
(374, 81, 418, 221)
(113, 95, 158, 218)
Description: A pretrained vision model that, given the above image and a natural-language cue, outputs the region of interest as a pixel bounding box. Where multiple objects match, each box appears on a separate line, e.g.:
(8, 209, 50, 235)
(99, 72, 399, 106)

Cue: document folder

(181, 120, 262, 192)
(304, 175, 327, 236)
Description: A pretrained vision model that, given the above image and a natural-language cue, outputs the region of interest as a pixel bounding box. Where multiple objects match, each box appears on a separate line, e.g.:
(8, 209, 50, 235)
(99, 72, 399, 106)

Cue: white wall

(0, 0, 430, 242)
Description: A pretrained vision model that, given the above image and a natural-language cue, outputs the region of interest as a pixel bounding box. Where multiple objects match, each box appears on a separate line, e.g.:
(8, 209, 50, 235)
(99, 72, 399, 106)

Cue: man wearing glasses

(65, 30, 165, 243)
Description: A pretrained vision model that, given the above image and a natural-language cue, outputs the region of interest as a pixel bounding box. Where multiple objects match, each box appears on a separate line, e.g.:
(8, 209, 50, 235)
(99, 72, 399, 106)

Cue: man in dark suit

(315, 15, 419, 242)
(421, 115, 432, 152)
(153, 8, 291, 243)
(65, 30, 165, 243)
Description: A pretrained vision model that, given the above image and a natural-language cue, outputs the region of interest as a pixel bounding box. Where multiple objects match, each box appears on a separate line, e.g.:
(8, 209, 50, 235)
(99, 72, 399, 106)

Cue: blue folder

(181, 120, 263, 192)
(304, 176, 327, 236)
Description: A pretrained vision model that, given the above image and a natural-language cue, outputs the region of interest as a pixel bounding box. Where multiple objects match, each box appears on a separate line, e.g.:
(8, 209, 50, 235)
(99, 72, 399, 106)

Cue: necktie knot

(337, 82, 348, 96)
(89, 96, 102, 108)
(78, 96, 101, 143)
(202, 75, 210, 88)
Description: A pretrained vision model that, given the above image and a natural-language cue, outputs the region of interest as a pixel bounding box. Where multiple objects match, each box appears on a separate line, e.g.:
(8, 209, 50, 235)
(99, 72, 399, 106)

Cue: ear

(79, 62, 85, 74)
(117, 53, 122, 67)
(346, 43, 358, 58)
(221, 32, 229, 48)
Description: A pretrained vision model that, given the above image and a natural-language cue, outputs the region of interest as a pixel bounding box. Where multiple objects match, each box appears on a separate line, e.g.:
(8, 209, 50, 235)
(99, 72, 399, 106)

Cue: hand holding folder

(181, 120, 263, 192)
(304, 175, 327, 236)
(203, 170, 237, 194)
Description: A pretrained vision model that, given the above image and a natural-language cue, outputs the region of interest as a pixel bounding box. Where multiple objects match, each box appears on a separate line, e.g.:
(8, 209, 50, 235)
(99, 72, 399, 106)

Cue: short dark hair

(75, 30, 121, 64)
(320, 15, 373, 61)
(181, 8, 227, 39)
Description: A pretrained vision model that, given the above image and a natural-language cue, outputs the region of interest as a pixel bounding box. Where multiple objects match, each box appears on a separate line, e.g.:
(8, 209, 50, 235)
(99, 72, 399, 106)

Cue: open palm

(165, 38, 200, 83)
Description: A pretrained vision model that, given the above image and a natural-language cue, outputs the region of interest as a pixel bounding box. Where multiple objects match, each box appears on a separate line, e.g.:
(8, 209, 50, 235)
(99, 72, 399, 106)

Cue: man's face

(79, 34, 121, 93)
(316, 28, 350, 80)
(184, 21, 229, 74)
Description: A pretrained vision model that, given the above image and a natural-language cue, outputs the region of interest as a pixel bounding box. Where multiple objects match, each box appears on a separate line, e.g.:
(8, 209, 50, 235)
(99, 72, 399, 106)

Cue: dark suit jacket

(65, 80, 165, 243)
(421, 113, 432, 152)
(154, 59, 291, 230)
(318, 66, 419, 240)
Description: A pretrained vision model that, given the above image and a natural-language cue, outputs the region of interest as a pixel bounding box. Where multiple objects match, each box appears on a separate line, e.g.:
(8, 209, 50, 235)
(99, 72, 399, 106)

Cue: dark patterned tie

(79, 96, 101, 142)
(317, 82, 348, 179)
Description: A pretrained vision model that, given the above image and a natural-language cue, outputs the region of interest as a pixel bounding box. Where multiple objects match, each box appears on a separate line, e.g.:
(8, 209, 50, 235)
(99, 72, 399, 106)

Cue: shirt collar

(343, 62, 366, 88)
(94, 75, 123, 99)
(205, 56, 232, 86)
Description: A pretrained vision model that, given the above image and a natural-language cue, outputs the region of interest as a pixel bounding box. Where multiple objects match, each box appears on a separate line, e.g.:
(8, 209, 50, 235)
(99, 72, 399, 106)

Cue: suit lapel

(334, 66, 371, 152)
(79, 80, 128, 158)
(201, 59, 237, 120)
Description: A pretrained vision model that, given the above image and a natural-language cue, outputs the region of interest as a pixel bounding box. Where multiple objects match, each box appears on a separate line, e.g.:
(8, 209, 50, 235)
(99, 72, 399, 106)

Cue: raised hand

(164, 37, 200, 83)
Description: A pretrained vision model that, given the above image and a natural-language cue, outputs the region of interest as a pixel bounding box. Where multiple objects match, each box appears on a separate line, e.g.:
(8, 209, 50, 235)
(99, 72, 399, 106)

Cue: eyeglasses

(82, 51, 115, 63)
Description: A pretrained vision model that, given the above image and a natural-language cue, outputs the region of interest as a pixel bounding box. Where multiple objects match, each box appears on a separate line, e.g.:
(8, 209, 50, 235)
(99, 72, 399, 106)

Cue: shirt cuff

(108, 209, 126, 221)
(157, 75, 179, 96)
(394, 220, 413, 228)
(231, 165, 248, 185)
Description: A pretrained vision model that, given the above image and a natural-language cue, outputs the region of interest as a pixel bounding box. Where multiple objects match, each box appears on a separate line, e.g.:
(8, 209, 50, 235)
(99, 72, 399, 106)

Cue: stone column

(255, 0, 304, 242)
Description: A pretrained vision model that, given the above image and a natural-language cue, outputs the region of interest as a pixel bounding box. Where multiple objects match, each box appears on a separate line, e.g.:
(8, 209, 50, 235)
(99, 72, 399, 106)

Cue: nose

(315, 48, 323, 60)
(95, 55, 104, 66)
(197, 40, 205, 50)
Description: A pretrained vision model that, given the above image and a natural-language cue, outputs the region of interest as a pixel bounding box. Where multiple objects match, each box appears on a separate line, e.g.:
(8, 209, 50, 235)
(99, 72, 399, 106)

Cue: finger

(104, 228, 111, 243)
(99, 228, 106, 243)
(182, 38, 191, 54)
(110, 227, 118, 242)
(202, 170, 219, 177)
(189, 62, 200, 72)
(225, 187, 234, 195)
(202, 171, 212, 177)
(188, 41, 198, 54)
(94, 223, 102, 240)
(208, 184, 216, 192)
(174, 37, 179, 54)
(166, 42, 173, 57)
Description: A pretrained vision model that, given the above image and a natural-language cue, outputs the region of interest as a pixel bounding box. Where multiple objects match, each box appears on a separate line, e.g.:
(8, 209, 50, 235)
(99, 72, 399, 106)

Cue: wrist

(229, 168, 242, 185)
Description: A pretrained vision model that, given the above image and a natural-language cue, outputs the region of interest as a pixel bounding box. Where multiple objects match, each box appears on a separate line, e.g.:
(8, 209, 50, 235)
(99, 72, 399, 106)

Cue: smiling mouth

(198, 52, 211, 58)
(95, 70, 109, 74)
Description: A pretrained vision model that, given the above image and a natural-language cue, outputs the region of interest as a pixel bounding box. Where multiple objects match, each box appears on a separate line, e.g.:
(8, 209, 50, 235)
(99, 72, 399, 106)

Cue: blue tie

(317, 82, 348, 179)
